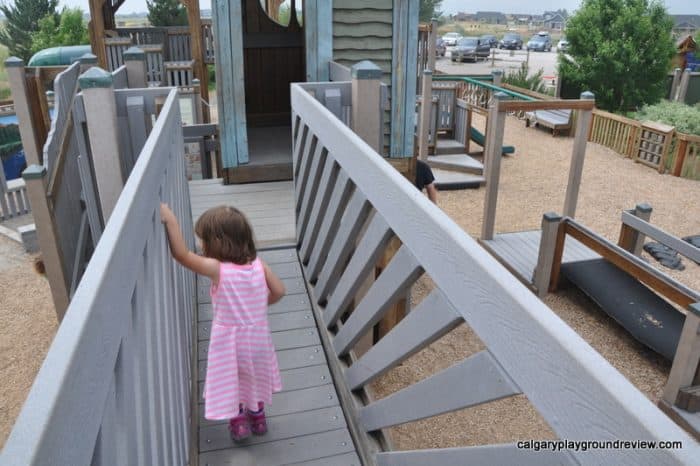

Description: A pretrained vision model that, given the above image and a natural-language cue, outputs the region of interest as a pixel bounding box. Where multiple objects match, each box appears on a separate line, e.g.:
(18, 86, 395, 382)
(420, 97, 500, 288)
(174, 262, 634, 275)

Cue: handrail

(291, 81, 697, 465)
(434, 74, 537, 101)
(1, 88, 196, 465)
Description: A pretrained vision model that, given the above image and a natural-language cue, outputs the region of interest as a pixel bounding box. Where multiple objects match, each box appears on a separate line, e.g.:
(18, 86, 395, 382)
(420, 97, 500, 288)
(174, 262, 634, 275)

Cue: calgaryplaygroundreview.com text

(517, 439, 685, 452)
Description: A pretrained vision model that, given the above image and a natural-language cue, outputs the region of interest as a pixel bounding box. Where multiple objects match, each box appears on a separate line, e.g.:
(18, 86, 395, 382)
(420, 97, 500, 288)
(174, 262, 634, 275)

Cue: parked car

(442, 32, 462, 46)
(436, 38, 446, 57)
(557, 37, 569, 52)
(480, 34, 498, 48)
(499, 33, 523, 50)
(451, 37, 491, 62)
(526, 32, 552, 52)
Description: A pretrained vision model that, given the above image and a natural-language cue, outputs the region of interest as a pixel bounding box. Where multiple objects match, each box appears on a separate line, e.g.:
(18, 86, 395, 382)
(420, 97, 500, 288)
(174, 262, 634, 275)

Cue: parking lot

(436, 47, 561, 91)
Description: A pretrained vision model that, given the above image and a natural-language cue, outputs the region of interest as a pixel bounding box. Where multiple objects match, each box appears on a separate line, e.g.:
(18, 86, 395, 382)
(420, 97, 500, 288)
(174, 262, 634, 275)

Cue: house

(542, 10, 568, 31)
(453, 12, 474, 22)
(512, 14, 533, 26)
(671, 15, 700, 38)
(87, 0, 420, 184)
(475, 11, 507, 24)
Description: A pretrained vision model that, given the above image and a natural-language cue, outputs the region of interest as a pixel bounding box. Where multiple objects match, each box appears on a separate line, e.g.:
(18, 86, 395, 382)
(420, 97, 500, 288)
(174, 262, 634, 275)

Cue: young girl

(161, 203, 285, 441)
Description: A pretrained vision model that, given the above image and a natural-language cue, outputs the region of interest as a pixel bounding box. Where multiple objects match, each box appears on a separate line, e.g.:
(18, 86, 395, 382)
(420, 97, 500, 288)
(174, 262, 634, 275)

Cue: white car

(557, 38, 569, 52)
(442, 32, 462, 46)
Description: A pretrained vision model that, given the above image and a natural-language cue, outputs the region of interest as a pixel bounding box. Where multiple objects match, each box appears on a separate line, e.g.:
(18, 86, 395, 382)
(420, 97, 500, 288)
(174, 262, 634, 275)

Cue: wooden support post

(563, 91, 594, 218)
(533, 212, 562, 297)
(662, 303, 700, 406)
(677, 68, 691, 103)
(79, 67, 124, 224)
(22, 165, 70, 320)
(670, 68, 682, 101)
(192, 79, 204, 125)
(673, 136, 689, 177)
(6, 58, 43, 167)
(88, 0, 107, 68)
(374, 236, 407, 343)
(418, 70, 432, 162)
(79, 53, 98, 73)
(427, 19, 437, 72)
(618, 203, 652, 256)
(351, 61, 383, 152)
(123, 47, 148, 89)
(491, 48, 495, 68)
(492, 69, 503, 87)
(480, 92, 509, 240)
(183, 0, 210, 123)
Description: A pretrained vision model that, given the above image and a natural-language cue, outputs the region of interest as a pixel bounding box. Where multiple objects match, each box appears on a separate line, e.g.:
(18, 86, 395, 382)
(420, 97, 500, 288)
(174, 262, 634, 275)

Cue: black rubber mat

(561, 259, 683, 361)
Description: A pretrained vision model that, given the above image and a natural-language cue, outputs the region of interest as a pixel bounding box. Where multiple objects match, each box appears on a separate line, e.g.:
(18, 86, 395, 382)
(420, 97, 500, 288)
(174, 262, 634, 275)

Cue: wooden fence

(114, 22, 215, 65)
(588, 108, 700, 180)
(290, 81, 697, 464)
(1, 87, 197, 466)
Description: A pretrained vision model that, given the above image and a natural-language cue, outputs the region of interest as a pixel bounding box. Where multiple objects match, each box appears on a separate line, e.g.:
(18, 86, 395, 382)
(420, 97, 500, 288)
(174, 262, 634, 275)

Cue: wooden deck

(481, 230, 600, 288)
(189, 179, 296, 248)
(196, 248, 360, 465)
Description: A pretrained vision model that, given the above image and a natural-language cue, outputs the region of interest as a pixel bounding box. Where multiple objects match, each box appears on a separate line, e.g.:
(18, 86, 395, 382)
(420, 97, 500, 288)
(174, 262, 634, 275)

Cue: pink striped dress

(204, 258, 282, 420)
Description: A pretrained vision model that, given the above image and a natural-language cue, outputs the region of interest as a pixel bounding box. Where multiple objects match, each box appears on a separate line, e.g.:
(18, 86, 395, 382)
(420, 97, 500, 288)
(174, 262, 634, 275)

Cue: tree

(30, 8, 89, 55)
(559, 0, 675, 112)
(147, 0, 188, 27)
(0, 0, 59, 61)
(420, 0, 442, 23)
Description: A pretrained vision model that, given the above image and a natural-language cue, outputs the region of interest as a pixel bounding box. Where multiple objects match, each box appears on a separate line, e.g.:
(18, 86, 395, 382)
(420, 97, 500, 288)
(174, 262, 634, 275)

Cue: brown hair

(194, 206, 256, 265)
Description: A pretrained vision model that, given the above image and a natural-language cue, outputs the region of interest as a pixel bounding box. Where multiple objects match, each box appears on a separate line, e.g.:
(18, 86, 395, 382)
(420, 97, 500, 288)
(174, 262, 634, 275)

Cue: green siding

(333, 2, 394, 153)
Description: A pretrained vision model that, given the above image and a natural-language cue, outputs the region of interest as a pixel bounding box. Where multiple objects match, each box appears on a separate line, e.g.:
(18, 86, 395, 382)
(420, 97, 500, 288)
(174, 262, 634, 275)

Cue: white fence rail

(1, 88, 196, 466)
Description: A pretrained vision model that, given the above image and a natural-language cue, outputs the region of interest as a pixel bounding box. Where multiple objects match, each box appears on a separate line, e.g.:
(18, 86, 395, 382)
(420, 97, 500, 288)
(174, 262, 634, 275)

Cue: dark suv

(480, 34, 498, 48)
(499, 33, 523, 50)
(452, 37, 491, 62)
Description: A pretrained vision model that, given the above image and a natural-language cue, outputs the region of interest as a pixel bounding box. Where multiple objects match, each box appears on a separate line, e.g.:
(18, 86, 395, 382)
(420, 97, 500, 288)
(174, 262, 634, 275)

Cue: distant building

(671, 15, 700, 37)
(511, 14, 533, 26)
(475, 11, 507, 24)
(542, 10, 568, 30)
(453, 12, 474, 22)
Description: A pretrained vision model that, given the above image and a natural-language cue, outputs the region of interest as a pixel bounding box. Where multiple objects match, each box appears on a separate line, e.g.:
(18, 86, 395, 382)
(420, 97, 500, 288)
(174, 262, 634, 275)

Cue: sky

(61, 0, 699, 16)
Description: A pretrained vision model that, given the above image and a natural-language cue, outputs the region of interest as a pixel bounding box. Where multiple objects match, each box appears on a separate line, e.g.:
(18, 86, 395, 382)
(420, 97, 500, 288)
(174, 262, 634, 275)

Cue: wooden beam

(182, 0, 210, 122)
(88, 0, 108, 68)
(480, 93, 508, 240)
(498, 99, 596, 112)
(562, 92, 594, 218)
(663, 304, 700, 406)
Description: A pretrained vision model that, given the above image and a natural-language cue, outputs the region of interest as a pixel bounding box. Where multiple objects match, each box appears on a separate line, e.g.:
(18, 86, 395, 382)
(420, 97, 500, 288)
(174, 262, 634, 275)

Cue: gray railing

(0, 166, 30, 221)
(291, 82, 698, 465)
(1, 88, 196, 466)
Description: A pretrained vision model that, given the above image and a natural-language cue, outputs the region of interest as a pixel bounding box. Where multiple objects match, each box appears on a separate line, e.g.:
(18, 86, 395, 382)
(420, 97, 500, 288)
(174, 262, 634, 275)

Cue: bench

(525, 109, 573, 136)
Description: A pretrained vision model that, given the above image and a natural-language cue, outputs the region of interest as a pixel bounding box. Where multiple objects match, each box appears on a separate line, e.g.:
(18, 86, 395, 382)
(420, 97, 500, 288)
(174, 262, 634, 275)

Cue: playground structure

(3, 58, 699, 464)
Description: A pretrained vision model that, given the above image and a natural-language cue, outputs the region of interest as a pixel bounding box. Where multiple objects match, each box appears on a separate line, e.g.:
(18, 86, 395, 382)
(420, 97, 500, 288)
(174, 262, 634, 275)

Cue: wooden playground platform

(481, 230, 599, 288)
(191, 182, 360, 464)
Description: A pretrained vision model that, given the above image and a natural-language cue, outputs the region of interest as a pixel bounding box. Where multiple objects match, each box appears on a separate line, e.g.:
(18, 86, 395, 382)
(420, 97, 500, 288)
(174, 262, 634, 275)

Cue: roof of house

(671, 15, 700, 27)
(475, 11, 507, 20)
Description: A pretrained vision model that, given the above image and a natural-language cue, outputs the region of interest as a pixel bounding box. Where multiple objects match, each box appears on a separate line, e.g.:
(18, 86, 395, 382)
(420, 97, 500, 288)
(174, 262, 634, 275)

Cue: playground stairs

(426, 136, 485, 189)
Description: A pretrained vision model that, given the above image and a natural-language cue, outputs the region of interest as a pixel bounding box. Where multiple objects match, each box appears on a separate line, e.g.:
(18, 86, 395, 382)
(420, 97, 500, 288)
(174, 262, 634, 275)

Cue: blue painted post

(212, 0, 248, 172)
(391, 0, 419, 158)
(305, 0, 332, 82)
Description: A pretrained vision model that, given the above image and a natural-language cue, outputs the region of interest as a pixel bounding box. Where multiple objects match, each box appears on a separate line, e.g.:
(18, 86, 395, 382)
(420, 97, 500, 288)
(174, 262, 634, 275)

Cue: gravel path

(0, 235, 55, 448)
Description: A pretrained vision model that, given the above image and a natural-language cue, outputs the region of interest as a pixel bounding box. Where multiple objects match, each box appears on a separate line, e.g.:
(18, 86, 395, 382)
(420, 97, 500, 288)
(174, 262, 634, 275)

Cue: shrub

(502, 63, 548, 94)
(633, 101, 700, 136)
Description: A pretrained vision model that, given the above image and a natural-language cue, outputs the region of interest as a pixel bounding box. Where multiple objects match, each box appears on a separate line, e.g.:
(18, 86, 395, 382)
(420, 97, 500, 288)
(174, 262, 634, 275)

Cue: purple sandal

(228, 413, 251, 442)
(246, 402, 268, 436)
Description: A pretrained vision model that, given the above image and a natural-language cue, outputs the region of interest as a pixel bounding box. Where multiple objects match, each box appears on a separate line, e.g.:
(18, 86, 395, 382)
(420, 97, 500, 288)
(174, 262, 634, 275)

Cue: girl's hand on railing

(160, 203, 175, 224)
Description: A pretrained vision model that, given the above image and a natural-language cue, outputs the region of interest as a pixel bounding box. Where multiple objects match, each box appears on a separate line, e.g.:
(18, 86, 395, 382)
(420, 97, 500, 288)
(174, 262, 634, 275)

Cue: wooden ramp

(189, 179, 296, 248)
(196, 248, 360, 465)
(481, 230, 600, 288)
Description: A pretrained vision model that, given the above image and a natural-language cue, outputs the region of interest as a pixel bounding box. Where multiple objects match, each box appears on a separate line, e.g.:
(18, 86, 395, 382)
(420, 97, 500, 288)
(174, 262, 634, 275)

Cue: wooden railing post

(351, 60, 383, 152)
(677, 68, 691, 103)
(481, 91, 509, 240)
(662, 303, 700, 408)
(670, 68, 682, 101)
(417, 69, 432, 161)
(123, 46, 148, 88)
(6, 58, 42, 167)
(22, 165, 70, 320)
(79, 67, 125, 224)
(563, 91, 594, 218)
(79, 53, 98, 73)
(533, 212, 562, 297)
(672, 135, 689, 177)
(618, 203, 652, 256)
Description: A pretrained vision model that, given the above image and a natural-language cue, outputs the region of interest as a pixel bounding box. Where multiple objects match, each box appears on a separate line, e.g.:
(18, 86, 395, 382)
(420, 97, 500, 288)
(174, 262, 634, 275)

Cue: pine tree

(0, 0, 59, 61)
(147, 0, 188, 27)
(419, 0, 442, 23)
